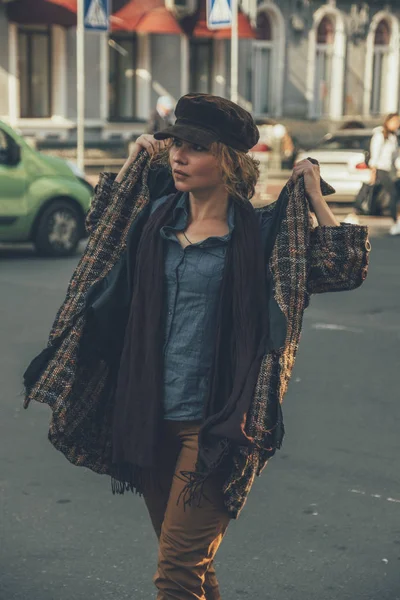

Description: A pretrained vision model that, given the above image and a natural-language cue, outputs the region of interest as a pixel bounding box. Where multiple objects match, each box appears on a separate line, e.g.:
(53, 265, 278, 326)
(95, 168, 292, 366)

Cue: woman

(24, 94, 370, 600)
(346, 113, 400, 234)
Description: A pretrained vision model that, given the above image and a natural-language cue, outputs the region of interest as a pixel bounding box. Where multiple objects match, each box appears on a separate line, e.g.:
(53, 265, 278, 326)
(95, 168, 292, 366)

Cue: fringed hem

(177, 438, 231, 509)
(111, 477, 143, 496)
(255, 418, 285, 453)
(110, 463, 158, 496)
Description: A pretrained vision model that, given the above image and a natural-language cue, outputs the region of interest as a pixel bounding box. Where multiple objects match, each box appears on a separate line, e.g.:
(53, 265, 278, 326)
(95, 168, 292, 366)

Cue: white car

(297, 129, 376, 202)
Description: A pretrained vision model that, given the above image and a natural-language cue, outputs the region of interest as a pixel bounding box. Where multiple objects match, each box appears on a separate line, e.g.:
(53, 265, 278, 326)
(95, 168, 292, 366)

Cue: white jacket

(369, 126, 400, 173)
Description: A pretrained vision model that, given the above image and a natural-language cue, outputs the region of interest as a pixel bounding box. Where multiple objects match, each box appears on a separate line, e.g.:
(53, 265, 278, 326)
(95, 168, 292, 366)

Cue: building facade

(0, 0, 399, 144)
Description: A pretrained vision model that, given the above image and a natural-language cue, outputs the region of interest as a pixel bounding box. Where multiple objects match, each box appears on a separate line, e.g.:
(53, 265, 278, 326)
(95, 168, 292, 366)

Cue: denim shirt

(151, 193, 235, 421)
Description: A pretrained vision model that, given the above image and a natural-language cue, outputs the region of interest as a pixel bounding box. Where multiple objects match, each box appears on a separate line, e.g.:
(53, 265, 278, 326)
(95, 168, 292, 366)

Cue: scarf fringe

(177, 438, 231, 509)
(111, 477, 139, 495)
(177, 470, 208, 508)
(110, 463, 159, 496)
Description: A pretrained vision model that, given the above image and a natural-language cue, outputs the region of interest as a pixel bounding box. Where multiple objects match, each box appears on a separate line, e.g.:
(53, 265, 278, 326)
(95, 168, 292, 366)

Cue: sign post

(207, 0, 238, 103)
(77, 0, 85, 172)
(230, 0, 238, 104)
(76, 0, 110, 172)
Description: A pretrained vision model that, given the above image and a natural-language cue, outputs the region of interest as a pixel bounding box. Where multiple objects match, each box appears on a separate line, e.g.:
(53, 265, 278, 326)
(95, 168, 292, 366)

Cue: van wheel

(34, 200, 83, 257)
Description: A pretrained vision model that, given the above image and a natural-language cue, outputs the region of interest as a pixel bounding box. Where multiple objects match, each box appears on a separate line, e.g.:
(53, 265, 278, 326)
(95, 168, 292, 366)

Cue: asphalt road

(1, 227, 400, 600)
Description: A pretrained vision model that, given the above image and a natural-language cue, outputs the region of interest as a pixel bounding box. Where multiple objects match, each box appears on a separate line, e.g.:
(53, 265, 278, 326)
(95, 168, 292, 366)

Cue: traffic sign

(84, 0, 109, 32)
(207, 0, 232, 30)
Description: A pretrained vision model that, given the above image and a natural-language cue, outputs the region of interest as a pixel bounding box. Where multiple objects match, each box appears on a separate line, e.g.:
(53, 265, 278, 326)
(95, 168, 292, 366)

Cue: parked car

(0, 120, 93, 256)
(296, 129, 384, 202)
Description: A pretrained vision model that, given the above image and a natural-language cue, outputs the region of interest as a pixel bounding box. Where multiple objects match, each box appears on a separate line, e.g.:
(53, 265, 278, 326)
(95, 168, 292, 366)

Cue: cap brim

(154, 123, 218, 149)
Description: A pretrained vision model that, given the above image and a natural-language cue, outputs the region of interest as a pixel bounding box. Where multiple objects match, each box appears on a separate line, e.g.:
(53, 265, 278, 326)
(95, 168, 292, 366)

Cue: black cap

(154, 93, 259, 152)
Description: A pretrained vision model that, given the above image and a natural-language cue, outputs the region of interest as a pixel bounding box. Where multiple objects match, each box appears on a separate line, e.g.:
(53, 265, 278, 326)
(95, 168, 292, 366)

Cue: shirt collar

(173, 192, 235, 236)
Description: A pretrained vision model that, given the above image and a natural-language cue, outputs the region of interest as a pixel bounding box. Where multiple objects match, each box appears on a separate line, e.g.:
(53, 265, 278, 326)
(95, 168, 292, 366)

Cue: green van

(0, 120, 93, 257)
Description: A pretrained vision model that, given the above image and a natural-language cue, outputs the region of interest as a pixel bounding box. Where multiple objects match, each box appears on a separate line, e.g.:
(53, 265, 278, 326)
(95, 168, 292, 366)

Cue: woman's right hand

(129, 134, 167, 160)
(116, 134, 167, 183)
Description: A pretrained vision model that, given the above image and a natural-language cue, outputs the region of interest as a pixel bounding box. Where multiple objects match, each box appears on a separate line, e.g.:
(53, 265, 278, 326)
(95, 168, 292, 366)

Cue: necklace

(182, 231, 192, 245)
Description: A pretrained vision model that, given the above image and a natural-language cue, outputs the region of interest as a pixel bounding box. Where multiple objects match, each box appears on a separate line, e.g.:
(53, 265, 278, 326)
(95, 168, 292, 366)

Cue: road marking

(312, 323, 363, 333)
(349, 488, 400, 504)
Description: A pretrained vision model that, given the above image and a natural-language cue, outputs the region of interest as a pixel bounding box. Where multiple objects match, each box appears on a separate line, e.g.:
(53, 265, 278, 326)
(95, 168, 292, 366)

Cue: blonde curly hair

(150, 140, 260, 201)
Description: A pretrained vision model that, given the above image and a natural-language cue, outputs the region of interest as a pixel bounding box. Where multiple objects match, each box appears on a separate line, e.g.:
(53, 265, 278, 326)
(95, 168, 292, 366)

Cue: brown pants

(143, 420, 231, 600)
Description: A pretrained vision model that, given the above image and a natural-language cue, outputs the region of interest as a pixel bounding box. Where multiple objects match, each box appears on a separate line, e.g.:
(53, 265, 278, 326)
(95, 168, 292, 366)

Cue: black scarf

(111, 192, 272, 503)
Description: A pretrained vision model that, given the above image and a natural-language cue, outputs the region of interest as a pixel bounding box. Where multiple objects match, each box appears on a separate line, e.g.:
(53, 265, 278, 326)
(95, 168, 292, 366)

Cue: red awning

(6, 0, 77, 26)
(190, 0, 209, 38)
(213, 12, 256, 39)
(112, 0, 183, 34)
(191, 19, 213, 38)
(47, 0, 76, 10)
(6, 0, 131, 27)
(112, 0, 160, 31)
(135, 6, 183, 34)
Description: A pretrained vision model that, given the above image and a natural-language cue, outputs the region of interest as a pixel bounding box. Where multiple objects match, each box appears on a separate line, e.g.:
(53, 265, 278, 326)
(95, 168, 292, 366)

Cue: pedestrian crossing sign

(84, 0, 109, 32)
(207, 0, 232, 29)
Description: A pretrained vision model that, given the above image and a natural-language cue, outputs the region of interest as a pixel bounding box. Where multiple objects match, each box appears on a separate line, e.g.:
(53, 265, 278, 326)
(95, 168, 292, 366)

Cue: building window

(315, 16, 334, 117)
(371, 19, 391, 115)
(18, 26, 52, 118)
(189, 39, 213, 93)
(253, 11, 273, 115)
(108, 34, 137, 121)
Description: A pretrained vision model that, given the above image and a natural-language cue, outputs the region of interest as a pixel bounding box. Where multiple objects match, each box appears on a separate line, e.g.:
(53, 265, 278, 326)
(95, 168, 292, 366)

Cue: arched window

(315, 16, 335, 117)
(371, 19, 391, 114)
(317, 16, 335, 44)
(253, 11, 273, 114)
(375, 19, 391, 44)
(308, 8, 346, 119)
(256, 12, 272, 41)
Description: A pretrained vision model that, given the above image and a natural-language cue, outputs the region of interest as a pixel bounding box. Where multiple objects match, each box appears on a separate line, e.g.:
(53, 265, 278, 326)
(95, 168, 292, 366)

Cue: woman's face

(386, 116, 400, 132)
(169, 138, 224, 194)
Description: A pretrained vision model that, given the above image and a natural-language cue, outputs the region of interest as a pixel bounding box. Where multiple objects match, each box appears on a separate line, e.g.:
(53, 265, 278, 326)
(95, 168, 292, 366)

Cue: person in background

(281, 128, 296, 169)
(345, 113, 400, 234)
(255, 118, 297, 169)
(148, 95, 175, 134)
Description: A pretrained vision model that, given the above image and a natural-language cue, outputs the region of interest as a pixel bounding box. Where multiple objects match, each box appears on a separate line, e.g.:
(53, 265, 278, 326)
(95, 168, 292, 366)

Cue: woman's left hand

(292, 159, 323, 204)
(292, 159, 340, 226)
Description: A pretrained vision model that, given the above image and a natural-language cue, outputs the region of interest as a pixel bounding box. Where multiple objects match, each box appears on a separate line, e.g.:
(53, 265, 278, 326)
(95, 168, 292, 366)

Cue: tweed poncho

(23, 153, 370, 518)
